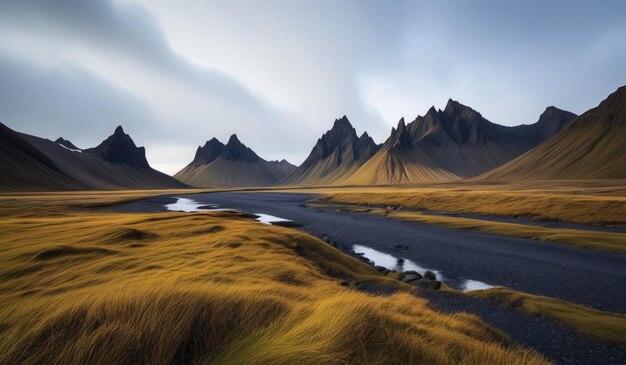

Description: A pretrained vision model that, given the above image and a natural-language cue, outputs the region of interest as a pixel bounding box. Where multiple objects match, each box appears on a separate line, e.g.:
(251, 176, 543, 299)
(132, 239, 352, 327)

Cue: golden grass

(0, 195, 548, 365)
(318, 205, 626, 253)
(470, 288, 626, 347)
(319, 185, 626, 226)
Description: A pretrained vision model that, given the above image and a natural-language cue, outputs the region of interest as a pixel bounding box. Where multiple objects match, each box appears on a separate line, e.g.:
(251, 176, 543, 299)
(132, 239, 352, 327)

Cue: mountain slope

(344, 100, 575, 185)
(175, 134, 295, 187)
(342, 118, 458, 184)
(282, 116, 380, 185)
(0, 122, 84, 191)
(0, 124, 187, 191)
(480, 86, 626, 180)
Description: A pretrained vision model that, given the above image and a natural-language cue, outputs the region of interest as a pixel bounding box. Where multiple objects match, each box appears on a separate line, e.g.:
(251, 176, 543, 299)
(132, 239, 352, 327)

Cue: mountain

(281, 116, 380, 185)
(175, 134, 295, 187)
(0, 123, 187, 191)
(480, 86, 626, 180)
(55, 137, 81, 151)
(343, 100, 575, 184)
(83, 126, 149, 168)
(341, 118, 459, 184)
(0, 122, 84, 190)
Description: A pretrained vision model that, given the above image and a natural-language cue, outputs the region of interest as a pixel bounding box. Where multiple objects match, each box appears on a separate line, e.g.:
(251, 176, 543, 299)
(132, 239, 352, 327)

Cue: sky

(0, 0, 625, 174)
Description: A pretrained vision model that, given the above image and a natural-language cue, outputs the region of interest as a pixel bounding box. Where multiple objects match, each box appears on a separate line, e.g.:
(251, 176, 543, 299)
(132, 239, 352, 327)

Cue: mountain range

(174, 134, 295, 187)
(343, 100, 577, 184)
(0, 125, 186, 191)
(1, 86, 623, 191)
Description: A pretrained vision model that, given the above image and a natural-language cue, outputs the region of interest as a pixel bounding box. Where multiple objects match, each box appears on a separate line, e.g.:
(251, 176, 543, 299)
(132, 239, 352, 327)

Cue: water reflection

(352, 244, 497, 292)
(164, 198, 293, 225)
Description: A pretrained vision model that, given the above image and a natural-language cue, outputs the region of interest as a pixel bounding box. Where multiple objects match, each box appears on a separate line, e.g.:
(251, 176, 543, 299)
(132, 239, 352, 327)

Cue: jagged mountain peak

(192, 134, 261, 165)
(389, 117, 412, 149)
(281, 115, 380, 185)
(55, 137, 81, 150)
(328, 115, 356, 137)
(227, 133, 242, 145)
(83, 126, 149, 168)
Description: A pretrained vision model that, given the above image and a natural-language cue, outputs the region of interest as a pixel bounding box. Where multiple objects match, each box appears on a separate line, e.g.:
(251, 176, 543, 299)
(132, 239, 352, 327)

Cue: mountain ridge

(281, 116, 380, 185)
(175, 134, 295, 187)
(479, 86, 626, 180)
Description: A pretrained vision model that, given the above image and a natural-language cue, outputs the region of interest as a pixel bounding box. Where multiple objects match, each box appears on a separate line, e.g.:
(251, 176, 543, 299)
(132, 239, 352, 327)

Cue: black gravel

(420, 291, 626, 365)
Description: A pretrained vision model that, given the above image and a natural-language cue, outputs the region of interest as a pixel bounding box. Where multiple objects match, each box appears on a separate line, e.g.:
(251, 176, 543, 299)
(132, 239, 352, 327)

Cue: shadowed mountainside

(282, 116, 380, 185)
(0, 122, 85, 190)
(0, 123, 186, 191)
(480, 86, 626, 180)
(343, 100, 575, 185)
(175, 134, 295, 187)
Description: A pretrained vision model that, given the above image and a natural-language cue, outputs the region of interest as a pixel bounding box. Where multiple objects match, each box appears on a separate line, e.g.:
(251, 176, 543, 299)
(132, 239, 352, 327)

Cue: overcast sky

(1, 0, 625, 174)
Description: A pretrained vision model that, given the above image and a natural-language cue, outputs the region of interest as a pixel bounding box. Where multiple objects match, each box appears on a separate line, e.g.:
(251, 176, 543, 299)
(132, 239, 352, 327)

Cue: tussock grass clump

(0, 197, 548, 364)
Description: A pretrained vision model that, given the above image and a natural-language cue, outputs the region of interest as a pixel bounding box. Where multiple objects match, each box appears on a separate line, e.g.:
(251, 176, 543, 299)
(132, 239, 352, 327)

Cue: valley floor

(0, 192, 547, 365)
(1, 183, 625, 364)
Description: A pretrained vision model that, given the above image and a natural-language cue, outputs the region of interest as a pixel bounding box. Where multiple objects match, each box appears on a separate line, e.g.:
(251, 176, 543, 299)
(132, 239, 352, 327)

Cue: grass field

(313, 181, 626, 226)
(470, 289, 626, 347)
(312, 203, 626, 253)
(0, 193, 547, 365)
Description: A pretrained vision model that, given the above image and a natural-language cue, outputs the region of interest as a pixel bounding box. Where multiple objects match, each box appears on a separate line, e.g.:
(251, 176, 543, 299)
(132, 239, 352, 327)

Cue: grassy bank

(470, 288, 626, 347)
(0, 196, 547, 364)
(320, 185, 626, 226)
(313, 202, 626, 253)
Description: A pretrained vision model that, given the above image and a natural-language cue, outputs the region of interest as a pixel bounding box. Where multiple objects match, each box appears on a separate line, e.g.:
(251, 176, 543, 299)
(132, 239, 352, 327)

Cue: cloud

(0, 0, 624, 174)
(0, 0, 316, 173)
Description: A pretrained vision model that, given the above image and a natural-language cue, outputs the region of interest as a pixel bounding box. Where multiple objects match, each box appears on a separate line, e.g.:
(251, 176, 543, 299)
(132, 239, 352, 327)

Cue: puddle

(352, 244, 498, 292)
(164, 198, 293, 226)
(352, 244, 442, 280)
(460, 279, 496, 292)
(254, 213, 292, 225)
(165, 197, 214, 212)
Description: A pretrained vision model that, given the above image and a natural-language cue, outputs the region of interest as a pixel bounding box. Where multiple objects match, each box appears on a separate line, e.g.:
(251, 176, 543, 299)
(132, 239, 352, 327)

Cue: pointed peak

(332, 115, 352, 129)
(114, 125, 125, 135)
(536, 106, 577, 126)
(55, 137, 81, 150)
(200, 137, 223, 150)
(360, 131, 370, 139)
(425, 106, 438, 116)
(227, 134, 241, 145)
(397, 117, 406, 128)
(445, 98, 459, 110)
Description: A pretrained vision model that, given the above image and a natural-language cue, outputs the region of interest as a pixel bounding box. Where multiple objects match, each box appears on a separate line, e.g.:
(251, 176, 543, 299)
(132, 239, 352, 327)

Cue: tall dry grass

(0, 198, 548, 364)
(322, 187, 626, 225)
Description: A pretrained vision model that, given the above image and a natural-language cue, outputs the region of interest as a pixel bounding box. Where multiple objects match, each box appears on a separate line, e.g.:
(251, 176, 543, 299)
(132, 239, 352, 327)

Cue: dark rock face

(191, 134, 261, 165)
(83, 126, 149, 168)
(304, 116, 379, 166)
(409, 99, 576, 149)
(283, 115, 381, 184)
(388, 118, 413, 150)
(55, 137, 81, 150)
(514, 106, 577, 142)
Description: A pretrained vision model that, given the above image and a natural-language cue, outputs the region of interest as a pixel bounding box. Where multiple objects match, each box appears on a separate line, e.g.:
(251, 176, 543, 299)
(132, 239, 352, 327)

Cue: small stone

(415, 279, 441, 290)
(423, 270, 437, 281)
(402, 274, 420, 283)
